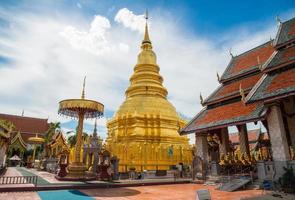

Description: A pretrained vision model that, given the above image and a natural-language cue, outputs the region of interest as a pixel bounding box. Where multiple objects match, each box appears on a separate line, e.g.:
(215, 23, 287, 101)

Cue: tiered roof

(0, 113, 49, 143)
(220, 41, 274, 81)
(246, 17, 295, 104)
(274, 17, 295, 48)
(181, 17, 294, 135)
(182, 101, 264, 133)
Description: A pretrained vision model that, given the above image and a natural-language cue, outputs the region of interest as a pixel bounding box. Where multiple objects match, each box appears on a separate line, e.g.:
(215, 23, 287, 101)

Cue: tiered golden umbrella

(28, 133, 45, 163)
(57, 77, 104, 180)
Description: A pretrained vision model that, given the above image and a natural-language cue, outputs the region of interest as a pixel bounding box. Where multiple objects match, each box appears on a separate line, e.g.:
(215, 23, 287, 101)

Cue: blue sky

(0, 0, 294, 141)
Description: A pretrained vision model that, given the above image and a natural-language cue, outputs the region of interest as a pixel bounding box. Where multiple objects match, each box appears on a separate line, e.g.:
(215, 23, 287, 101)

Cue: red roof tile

(230, 43, 274, 74)
(220, 41, 275, 81)
(198, 102, 257, 125)
(267, 67, 295, 92)
(247, 67, 295, 103)
(181, 101, 264, 134)
(205, 73, 262, 104)
(288, 20, 295, 35)
(275, 17, 295, 47)
(0, 113, 49, 134)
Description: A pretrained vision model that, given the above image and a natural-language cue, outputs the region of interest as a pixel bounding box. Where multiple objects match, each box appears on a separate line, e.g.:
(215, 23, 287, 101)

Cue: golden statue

(106, 12, 191, 172)
(240, 153, 250, 166)
(219, 154, 227, 166)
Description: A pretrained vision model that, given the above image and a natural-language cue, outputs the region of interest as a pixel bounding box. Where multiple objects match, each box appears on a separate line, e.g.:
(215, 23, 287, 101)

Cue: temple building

(0, 113, 49, 161)
(106, 15, 192, 172)
(180, 16, 295, 180)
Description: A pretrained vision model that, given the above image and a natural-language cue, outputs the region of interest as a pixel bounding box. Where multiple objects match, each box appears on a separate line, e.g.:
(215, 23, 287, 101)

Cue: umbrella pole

(32, 145, 36, 163)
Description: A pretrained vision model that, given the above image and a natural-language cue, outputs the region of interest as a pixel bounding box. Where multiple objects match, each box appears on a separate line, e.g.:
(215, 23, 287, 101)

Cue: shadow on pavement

(80, 188, 141, 197)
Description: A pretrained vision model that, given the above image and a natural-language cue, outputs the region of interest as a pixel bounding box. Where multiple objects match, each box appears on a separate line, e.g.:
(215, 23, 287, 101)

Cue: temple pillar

(283, 98, 295, 159)
(237, 124, 250, 156)
(267, 103, 291, 179)
(195, 132, 209, 163)
(219, 128, 230, 156)
(194, 132, 209, 179)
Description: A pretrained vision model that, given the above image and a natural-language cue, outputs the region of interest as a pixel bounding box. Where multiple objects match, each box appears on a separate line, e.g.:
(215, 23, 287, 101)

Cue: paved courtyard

(1, 168, 295, 200)
(1, 184, 295, 200)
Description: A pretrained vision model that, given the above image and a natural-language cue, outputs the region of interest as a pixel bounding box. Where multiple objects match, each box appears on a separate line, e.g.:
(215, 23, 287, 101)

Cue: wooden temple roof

(262, 44, 295, 72)
(274, 17, 295, 48)
(204, 73, 262, 105)
(0, 113, 49, 134)
(220, 41, 275, 82)
(246, 17, 295, 104)
(0, 113, 49, 144)
(246, 67, 295, 103)
(181, 101, 265, 134)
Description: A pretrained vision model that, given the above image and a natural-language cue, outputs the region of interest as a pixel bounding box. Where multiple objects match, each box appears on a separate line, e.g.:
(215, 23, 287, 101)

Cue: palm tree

(45, 122, 61, 143)
(67, 132, 89, 148)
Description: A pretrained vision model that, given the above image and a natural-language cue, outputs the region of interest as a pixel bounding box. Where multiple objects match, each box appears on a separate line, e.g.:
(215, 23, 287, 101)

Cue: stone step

(218, 178, 251, 192)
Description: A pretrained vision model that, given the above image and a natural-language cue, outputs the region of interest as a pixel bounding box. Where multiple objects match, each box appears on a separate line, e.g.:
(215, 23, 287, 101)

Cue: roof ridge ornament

(257, 56, 263, 70)
(216, 71, 221, 82)
(239, 84, 246, 103)
(229, 48, 234, 58)
(276, 15, 282, 26)
(200, 93, 204, 106)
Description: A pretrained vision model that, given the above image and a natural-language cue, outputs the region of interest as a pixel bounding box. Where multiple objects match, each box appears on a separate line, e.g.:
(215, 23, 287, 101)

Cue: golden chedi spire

(125, 10, 168, 99)
(106, 12, 191, 172)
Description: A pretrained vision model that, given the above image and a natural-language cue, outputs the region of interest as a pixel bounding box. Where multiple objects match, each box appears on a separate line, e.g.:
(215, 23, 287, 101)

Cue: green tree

(67, 132, 89, 148)
(42, 122, 61, 157)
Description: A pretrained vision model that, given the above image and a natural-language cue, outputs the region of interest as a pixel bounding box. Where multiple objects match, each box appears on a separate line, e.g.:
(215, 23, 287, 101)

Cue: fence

(0, 176, 38, 186)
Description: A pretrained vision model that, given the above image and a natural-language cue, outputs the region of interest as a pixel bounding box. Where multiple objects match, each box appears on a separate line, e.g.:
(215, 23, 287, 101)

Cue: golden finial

(239, 83, 245, 102)
(200, 93, 204, 105)
(81, 76, 86, 99)
(142, 9, 151, 45)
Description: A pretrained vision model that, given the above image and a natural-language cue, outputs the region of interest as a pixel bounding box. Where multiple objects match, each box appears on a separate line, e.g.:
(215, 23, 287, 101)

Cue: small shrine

(83, 119, 103, 172)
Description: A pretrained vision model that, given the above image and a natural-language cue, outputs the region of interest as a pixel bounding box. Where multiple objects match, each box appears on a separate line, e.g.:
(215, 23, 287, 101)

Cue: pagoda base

(55, 162, 95, 181)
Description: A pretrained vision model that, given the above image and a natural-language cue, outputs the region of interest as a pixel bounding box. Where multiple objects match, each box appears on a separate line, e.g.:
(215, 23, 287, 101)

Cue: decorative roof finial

(217, 72, 220, 82)
(81, 76, 86, 99)
(229, 48, 234, 58)
(239, 84, 245, 102)
(257, 56, 263, 70)
(200, 93, 204, 106)
(21, 109, 24, 117)
(142, 9, 151, 46)
(276, 15, 282, 26)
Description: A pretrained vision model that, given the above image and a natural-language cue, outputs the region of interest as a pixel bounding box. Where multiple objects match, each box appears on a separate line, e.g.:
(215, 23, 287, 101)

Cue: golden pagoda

(106, 12, 192, 172)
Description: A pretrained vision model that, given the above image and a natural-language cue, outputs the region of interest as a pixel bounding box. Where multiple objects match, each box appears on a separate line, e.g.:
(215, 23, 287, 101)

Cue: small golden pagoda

(106, 12, 192, 172)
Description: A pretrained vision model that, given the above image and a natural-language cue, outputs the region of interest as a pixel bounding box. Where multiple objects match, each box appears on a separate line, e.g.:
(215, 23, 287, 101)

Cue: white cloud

(60, 15, 113, 55)
(115, 8, 146, 33)
(0, 7, 285, 143)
